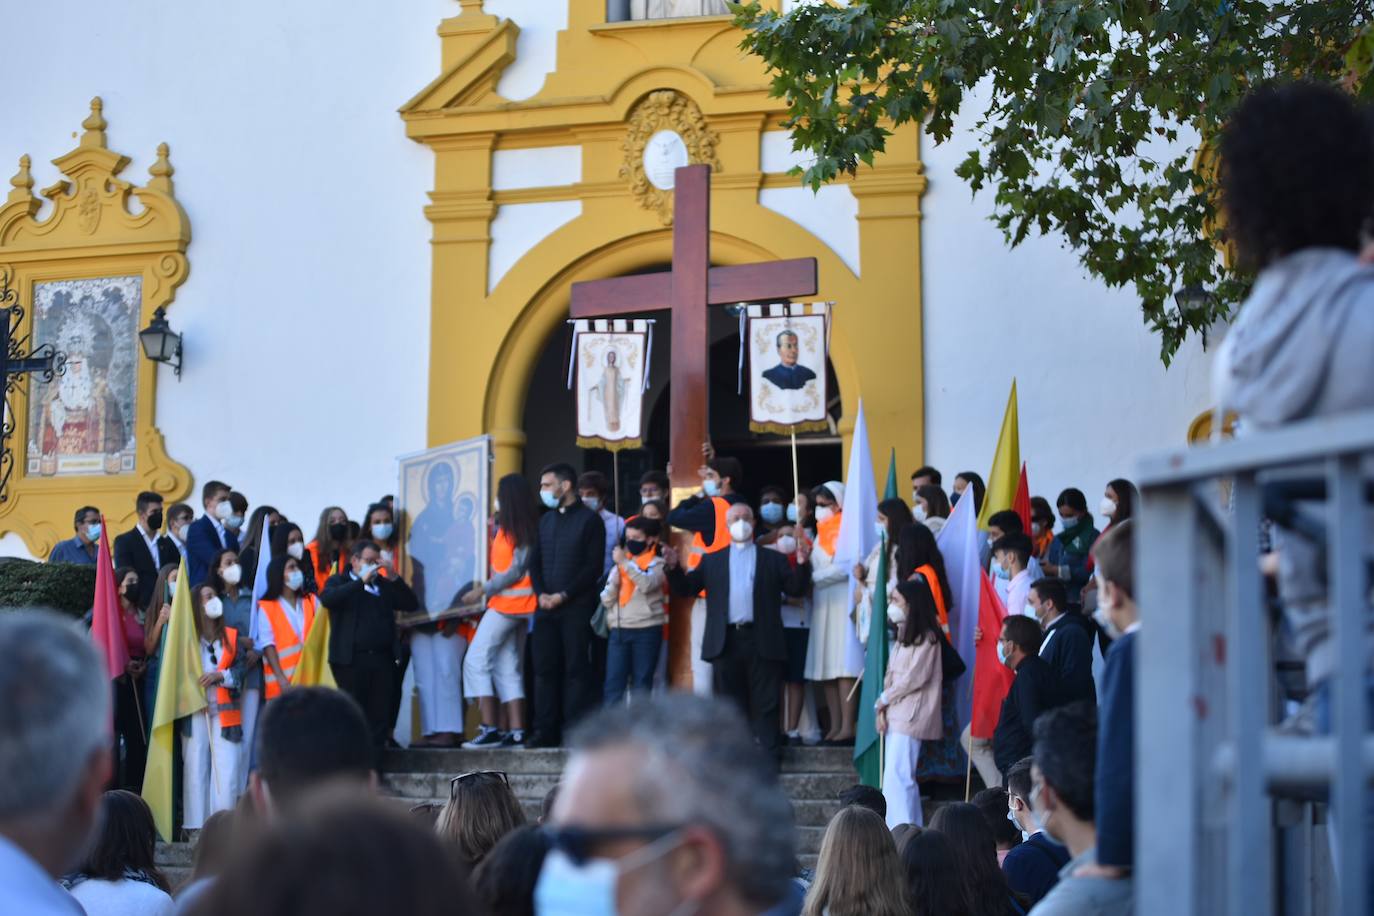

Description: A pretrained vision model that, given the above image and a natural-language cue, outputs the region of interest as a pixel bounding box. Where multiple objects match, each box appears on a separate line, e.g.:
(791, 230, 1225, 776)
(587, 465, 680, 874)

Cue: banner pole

(613, 449, 620, 515)
(790, 427, 800, 506)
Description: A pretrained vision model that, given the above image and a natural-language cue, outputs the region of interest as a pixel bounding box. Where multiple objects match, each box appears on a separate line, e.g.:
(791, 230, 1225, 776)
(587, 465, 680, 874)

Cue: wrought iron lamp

(139, 307, 182, 378)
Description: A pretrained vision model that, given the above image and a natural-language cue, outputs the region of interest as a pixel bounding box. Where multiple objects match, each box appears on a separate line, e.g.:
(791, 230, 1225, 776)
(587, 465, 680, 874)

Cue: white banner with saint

(745, 303, 830, 434)
(569, 318, 654, 451)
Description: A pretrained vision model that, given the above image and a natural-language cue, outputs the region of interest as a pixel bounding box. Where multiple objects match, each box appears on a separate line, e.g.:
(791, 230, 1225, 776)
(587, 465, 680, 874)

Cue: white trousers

(882, 732, 924, 829)
(182, 710, 243, 830)
(690, 597, 712, 696)
(962, 723, 1002, 789)
(237, 686, 261, 791)
(411, 631, 466, 736)
(462, 611, 527, 703)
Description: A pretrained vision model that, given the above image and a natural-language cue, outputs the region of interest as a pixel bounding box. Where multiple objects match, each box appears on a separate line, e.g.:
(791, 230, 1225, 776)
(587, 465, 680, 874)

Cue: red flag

(1012, 463, 1031, 536)
(90, 515, 129, 680)
(970, 570, 1014, 739)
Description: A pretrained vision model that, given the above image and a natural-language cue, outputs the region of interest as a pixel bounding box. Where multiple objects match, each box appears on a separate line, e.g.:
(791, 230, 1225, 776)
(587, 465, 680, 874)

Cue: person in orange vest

(461, 473, 540, 748)
(254, 554, 321, 702)
(307, 506, 352, 585)
(185, 583, 248, 831)
(599, 516, 667, 706)
(665, 450, 745, 697)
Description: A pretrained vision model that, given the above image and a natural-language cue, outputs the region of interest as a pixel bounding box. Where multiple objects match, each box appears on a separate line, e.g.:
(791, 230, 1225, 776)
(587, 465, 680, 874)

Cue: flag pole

(204, 708, 220, 799)
(130, 677, 146, 737)
(612, 449, 620, 515)
(964, 652, 976, 801)
(789, 428, 800, 507)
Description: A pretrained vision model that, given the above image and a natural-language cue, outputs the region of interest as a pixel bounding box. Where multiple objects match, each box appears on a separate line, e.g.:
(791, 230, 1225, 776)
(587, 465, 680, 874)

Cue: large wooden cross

(570, 164, 818, 488)
(0, 275, 64, 500)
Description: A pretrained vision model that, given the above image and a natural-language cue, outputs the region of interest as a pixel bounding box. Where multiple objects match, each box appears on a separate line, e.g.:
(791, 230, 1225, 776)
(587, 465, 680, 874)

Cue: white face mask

(773, 535, 798, 555)
(287, 542, 305, 561)
(1094, 573, 1123, 638)
(203, 596, 224, 620)
(729, 519, 753, 542)
(874, 520, 887, 541)
(1099, 497, 1117, 519)
(913, 503, 928, 522)
(221, 563, 242, 586)
(214, 500, 233, 521)
(814, 505, 834, 523)
(171, 524, 187, 543)
(284, 569, 304, 592)
(534, 832, 689, 916)
(887, 601, 907, 625)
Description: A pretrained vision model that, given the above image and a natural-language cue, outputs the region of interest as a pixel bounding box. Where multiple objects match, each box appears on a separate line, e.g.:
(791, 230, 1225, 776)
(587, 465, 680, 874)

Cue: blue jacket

(1040, 613, 1097, 706)
(1096, 629, 1136, 867)
(187, 515, 238, 588)
(1003, 831, 1071, 907)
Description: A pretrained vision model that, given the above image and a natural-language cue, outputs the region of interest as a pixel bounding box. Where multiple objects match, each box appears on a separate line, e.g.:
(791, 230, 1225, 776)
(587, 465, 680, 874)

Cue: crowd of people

(8, 77, 1374, 914)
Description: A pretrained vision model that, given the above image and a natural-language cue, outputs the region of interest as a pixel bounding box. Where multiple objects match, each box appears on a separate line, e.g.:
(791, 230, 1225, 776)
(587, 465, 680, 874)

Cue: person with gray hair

(537, 693, 801, 916)
(0, 610, 112, 914)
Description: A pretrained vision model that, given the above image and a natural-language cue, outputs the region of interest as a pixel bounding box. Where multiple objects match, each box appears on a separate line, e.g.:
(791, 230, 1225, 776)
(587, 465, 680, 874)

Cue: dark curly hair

(1220, 82, 1374, 272)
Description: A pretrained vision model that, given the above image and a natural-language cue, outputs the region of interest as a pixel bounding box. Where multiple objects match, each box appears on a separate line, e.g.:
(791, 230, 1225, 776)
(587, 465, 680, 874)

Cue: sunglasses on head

(543, 824, 686, 866)
(449, 770, 510, 798)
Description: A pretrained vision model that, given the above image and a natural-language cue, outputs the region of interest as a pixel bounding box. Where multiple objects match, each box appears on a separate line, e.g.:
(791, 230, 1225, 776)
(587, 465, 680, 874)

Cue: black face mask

(147, 510, 164, 532)
(625, 539, 649, 556)
(329, 523, 348, 541)
(122, 585, 139, 601)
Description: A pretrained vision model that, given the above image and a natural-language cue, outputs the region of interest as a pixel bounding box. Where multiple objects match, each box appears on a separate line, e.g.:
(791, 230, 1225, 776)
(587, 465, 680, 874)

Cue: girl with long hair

(360, 502, 400, 574)
(308, 506, 352, 583)
(111, 566, 148, 792)
(803, 481, 860, 744)
(207, 548, 262, 774)
(253, 554, 321, 702)
(914, 484, 951, 535)
(901, 828, 968, 916)
(877, 578, 945, 828)
(141, 561, 181, 735)
(929, 802, 1027, 916)
(801, 806, 909, 916)
(62, 791, 172, 912)
(461, 473, 541, 748)
(269, 522, 317, 594)
(854, 497, 914, 653)
(235, 504, 280, 584)
(182, 583, 247, 830)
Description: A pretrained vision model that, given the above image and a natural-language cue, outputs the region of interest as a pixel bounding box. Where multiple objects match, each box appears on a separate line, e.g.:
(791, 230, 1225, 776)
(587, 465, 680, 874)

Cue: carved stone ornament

(620, 90, 720, 225)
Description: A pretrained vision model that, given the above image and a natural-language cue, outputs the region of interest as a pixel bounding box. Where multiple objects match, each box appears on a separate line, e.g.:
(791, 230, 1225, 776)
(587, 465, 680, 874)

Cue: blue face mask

(997, 640, 1010, 666)
(994, 561, 1011, 580)
(285, 570, 304, 592)
(786, 503, 798, 523)
(86, 522, 102, 542)
(540, 489, 560, 509)
(874, 521, 887, 541)
(760, 502, 784, 524)
(702, 479, 720, 497)
(372, 522, 394, 541)
(534, 832, 687, 916)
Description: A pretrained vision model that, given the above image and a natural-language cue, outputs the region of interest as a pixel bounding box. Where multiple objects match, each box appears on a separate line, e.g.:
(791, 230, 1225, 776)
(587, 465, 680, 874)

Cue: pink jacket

(880, 637, 943, 741)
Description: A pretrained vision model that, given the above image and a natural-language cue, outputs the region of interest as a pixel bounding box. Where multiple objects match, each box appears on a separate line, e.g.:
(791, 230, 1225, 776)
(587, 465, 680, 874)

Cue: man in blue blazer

(186, 479, 238, 587)
(1029, 578, 1098, 706)
(1090, 520, 1138, 875)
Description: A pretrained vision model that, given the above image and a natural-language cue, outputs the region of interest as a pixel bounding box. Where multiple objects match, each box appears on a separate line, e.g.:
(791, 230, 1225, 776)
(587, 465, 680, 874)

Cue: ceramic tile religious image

(748, 308, 829, 433)
(25, 276, 140, 477)
(395, 435, 490, 625)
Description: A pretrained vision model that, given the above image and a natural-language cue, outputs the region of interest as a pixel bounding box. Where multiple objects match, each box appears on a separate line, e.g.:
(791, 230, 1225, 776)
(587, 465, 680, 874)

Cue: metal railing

(1136, 409, 1372, 916)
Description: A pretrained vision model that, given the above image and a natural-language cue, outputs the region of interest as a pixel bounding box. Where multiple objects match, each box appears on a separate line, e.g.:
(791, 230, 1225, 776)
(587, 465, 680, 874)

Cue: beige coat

(880, 636, 943, 741)
(600, 556, 667, 630)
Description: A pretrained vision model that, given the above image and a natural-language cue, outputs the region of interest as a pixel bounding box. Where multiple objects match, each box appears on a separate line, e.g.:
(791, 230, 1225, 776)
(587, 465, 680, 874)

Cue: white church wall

(759, 131, 861, 277)
(0, 0, 450, 557)
(492, 145, 582, 190)
(919, 88, 1216, 513)
(488, 201, 584, 292)
(487, 0, 568, 101)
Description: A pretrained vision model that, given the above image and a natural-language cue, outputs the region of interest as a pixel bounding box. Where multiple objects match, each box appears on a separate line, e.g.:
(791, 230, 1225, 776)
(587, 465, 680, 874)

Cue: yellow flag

(292, 605, 336, 689)
(978, 379, 1021, 529)
(141, 556, 207, 841)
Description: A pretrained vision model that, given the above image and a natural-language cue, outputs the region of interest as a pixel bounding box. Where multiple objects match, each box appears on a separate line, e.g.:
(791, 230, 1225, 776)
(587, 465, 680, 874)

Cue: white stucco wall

(919, 92, 1216, 511)
(0, 0, 449, 557)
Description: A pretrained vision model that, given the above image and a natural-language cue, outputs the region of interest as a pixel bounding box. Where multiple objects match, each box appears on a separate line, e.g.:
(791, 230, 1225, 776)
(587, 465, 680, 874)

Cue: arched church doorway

(518, 273, 842, 510)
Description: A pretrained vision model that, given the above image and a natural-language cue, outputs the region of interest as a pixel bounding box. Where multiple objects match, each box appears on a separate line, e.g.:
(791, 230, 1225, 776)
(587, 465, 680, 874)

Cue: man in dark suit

(1091, 520, 1137, 877)
(665, 502, 812, 757)
(112, 490, 179, 608)
(993, 614, 1060, 779)
(1028, 578, 1097, 706)
(760, 329, 817, 391)
(186, 479, 238, 587)
(320, 539, 419, 764)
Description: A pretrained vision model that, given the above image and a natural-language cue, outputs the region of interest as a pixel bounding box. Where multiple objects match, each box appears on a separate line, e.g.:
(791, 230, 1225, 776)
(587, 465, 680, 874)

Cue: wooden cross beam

(570, 165, 818, 488)
(0, 295, 62, 501)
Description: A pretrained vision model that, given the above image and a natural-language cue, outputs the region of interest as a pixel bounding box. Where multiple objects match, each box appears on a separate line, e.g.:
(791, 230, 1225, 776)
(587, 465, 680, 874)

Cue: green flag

(854, 449, 899, 787)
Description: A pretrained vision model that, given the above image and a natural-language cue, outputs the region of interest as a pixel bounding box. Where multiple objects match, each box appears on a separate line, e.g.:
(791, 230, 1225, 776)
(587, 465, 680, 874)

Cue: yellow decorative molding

(0, 97, 192, 558)
(620, 90, 721, 224)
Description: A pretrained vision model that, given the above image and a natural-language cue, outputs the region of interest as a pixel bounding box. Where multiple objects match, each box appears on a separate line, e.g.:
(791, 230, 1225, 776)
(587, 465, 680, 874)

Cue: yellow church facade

(403, 0, 927, 480)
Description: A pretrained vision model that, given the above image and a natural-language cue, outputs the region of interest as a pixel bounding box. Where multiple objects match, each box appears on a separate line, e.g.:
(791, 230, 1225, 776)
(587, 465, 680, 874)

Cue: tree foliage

(732, 0, 1374, 362)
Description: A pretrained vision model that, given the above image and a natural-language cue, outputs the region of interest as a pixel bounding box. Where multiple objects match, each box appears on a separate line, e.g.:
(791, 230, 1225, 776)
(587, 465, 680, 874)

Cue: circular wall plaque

(642, 130, 689, 191)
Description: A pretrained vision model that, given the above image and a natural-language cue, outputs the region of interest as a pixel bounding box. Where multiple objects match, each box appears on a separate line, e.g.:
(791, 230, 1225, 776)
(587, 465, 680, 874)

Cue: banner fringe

(576, 436, 643, 452)
(748, 420, 830, 436)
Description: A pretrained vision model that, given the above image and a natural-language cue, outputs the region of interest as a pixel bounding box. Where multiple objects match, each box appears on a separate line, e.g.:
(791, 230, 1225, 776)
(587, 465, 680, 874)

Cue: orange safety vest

(208, 627, 243, 728)
(686, 496, 732, 598)
(816, 511, 843, 558)
(914, 563, 949, 631)
(618, 550, 659, 606)
(259, 593, 319, 700)
(307, 540, 344, 583)
(487, 529, 536, 616)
